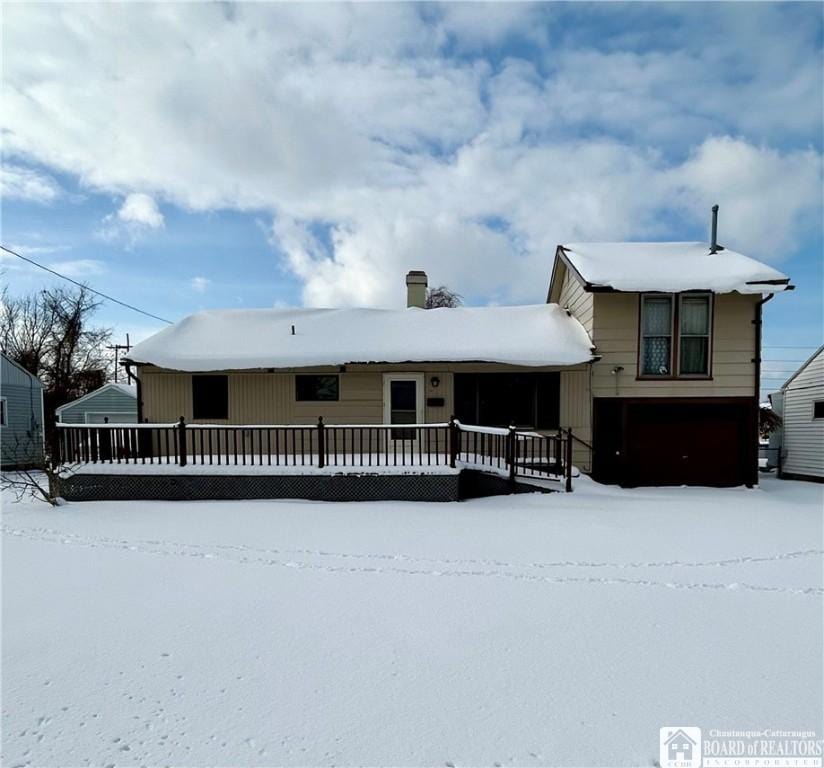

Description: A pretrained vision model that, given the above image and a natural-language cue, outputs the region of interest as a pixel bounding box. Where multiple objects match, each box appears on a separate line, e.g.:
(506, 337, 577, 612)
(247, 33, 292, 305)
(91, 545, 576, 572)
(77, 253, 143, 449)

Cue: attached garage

(592, 398, 758, 487)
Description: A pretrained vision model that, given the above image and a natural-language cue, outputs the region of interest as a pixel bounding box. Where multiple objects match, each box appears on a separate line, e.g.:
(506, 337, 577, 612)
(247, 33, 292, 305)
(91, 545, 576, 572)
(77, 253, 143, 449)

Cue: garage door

(593, 398, 757, 487)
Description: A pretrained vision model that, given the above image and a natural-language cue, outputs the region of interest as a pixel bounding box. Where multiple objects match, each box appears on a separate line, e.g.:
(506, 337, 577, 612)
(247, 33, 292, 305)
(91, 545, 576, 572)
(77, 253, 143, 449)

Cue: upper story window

(640, 296, 674, 376)
(678, 295, 711, 375)
(0, 397, 6, 426)
(640, 293, 712, 378)
(295, 375, 339, 402)
(814, 401, 824, 419)
(192, 375, 228, 420)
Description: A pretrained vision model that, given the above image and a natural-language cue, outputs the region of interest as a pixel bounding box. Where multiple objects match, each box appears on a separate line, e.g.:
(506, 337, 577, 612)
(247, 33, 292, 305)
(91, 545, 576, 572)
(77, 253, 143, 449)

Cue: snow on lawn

(2, 476, 822, 767)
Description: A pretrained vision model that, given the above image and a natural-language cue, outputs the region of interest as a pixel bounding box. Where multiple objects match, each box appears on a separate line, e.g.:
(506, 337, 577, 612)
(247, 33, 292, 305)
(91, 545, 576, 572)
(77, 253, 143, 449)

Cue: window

(678, 295, 711, 375)
(192, 375, 228, 420)
(814, 401, 824, 419)
(0, 397, 6, 426)
(295, 375, 339, 402)
(454, 373, 560, 429)
(640, 293, 712, 377)
(641, 296, 673, 376)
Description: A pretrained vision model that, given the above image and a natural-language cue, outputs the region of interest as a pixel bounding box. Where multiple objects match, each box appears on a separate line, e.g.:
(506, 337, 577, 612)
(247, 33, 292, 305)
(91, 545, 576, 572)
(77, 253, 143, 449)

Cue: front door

(383, 374, 424, 440)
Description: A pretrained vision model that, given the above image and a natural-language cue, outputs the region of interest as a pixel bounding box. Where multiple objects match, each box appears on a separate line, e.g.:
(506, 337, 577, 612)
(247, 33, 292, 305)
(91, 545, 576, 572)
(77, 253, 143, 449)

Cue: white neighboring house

(771, 345, 824, 481)
(56, 382, 138, 425)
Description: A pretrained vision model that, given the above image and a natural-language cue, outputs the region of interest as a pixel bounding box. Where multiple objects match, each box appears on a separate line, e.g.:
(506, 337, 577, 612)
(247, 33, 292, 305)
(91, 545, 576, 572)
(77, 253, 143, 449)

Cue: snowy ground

(2, 475, 822, 767)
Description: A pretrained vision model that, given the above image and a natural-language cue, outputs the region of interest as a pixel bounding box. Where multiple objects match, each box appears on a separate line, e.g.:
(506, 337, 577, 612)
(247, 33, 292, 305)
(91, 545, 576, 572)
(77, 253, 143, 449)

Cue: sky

(1, 2, 822, 396)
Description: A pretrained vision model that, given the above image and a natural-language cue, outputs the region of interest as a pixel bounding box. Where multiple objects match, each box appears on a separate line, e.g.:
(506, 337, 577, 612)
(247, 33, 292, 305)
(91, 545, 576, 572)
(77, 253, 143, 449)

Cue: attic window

(192, 375, 228, 420)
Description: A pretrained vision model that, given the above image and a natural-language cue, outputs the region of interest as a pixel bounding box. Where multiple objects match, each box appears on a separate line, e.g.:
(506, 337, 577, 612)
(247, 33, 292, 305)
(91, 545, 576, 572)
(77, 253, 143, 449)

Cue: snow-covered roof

(560, 242, 790, 294)
(126, 305, 595, 372)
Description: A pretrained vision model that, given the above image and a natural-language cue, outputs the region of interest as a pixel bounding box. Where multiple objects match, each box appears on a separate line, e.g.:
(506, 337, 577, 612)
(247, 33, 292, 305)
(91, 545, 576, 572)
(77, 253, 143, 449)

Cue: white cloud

(97, 193, 164, 244)
(7, 242, 70, 256)
(117, 193, 164, 229)
(1, 3, 821, 307)
(433, 4, 549, 51)
(189, 276, 210, 293)
(669, 137, 823, 257)
(47, 258, 107, 278)
(1, 163, 61, 203)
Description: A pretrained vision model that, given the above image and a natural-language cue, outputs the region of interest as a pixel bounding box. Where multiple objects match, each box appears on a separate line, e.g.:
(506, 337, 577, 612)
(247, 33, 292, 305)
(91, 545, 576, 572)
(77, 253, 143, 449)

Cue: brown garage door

(593, 398, 757, 487)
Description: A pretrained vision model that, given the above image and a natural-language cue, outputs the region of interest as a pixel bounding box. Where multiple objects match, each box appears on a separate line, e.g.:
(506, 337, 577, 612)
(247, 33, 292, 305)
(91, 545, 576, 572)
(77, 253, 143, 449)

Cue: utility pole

(107, 334, 131, 382)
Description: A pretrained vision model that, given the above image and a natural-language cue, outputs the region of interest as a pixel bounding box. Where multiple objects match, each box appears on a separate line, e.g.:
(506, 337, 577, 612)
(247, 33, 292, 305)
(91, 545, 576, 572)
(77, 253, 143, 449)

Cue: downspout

(753, 293, 774, 485)
(754, 293, 774, 400)
(126, 363, 144, 423)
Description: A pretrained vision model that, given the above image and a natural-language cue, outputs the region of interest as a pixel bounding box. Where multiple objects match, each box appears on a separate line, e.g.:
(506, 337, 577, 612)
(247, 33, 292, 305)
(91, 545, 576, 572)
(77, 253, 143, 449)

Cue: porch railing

(55, 417, 574, 490)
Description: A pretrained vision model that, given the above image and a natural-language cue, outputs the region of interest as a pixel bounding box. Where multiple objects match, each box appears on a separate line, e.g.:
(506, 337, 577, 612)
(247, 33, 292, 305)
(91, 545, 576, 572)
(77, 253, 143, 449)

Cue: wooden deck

(55, 420, 574, 499)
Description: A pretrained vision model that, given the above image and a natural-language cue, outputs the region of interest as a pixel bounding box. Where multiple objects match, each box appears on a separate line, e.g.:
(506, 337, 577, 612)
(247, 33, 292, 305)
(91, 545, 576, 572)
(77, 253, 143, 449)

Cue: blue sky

(2, 2, 822, 395)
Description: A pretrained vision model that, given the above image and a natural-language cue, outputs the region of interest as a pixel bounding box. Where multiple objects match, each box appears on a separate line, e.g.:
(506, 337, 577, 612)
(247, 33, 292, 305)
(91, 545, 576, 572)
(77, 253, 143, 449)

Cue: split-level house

(125, 228, 790, 488)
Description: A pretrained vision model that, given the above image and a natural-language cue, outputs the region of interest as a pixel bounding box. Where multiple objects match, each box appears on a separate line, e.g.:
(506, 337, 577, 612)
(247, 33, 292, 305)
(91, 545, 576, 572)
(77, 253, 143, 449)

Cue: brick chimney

(405, 270, 428, 308)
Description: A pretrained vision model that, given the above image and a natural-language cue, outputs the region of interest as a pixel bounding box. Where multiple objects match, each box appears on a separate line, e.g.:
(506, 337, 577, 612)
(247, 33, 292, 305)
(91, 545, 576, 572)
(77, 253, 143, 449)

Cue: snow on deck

(126, 304, 594, 372)
(2, 476, 821, 766)
(60, 456, 460, 477)
(562, 241, 790, 293)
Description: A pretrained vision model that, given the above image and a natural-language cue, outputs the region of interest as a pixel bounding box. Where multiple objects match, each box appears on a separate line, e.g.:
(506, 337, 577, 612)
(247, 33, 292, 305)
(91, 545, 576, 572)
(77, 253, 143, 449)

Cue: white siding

(557, 264, 594, 335)
(782, 350, 824, 479)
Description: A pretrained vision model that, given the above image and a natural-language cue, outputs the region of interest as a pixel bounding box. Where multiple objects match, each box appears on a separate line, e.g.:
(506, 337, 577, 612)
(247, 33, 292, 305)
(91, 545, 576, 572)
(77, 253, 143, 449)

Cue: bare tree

(425, 285, 462, 309)
(0, 433, 65, 506)
(2, 285, 113, 392)
(1, 285, 113, 454)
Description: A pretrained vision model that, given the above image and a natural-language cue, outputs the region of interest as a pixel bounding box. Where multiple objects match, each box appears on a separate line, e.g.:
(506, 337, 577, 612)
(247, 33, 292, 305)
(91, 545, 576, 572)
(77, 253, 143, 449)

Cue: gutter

(754, 293, 774, 400)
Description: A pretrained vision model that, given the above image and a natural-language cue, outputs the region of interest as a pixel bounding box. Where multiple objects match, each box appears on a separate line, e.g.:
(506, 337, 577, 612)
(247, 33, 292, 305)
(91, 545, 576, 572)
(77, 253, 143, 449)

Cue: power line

(1, 244, 174, 325)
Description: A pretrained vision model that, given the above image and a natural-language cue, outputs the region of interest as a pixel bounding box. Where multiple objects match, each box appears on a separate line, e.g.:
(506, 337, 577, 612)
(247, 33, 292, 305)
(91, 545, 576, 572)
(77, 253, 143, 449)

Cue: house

(770, 345, 823, 481)
(123, 211, 790, 488)
(1, 351, 45, 469)
(548, 237, 789, 486)
(56, 382, 138, 425)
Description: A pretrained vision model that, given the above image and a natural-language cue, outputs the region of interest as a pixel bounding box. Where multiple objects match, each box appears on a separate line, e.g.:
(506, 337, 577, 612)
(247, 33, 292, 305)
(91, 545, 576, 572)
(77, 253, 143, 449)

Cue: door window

(390, 380, 417, 440)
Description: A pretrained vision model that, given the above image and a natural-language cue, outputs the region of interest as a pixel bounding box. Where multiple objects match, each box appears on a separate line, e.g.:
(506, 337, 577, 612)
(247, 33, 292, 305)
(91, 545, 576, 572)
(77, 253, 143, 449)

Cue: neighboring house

(124, 226, 790, 488)
(770, 345, 824, 481)
(56, 382, 138, 425)
(1, 351, 45, 469)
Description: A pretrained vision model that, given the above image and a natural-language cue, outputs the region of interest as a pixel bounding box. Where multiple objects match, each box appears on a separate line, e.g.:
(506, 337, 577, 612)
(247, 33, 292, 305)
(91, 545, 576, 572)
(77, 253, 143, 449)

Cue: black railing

(55, 417, 574, 490)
